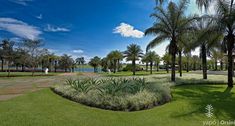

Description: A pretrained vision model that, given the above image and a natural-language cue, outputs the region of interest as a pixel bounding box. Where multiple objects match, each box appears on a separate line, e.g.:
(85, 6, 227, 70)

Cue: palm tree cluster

(145, 0, 235, 87)
(0, 39, 85, 76)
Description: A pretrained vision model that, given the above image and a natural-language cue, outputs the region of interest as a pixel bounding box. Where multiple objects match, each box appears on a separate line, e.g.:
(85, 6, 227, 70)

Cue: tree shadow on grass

(171, 85, 235, 120)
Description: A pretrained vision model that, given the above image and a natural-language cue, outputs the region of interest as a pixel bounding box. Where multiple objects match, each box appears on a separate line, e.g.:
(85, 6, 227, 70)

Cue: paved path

(0, 73, 79, 101)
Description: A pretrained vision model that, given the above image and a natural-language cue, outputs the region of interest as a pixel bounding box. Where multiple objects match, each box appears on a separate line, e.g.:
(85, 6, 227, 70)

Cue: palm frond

(146, 34, 168, 51)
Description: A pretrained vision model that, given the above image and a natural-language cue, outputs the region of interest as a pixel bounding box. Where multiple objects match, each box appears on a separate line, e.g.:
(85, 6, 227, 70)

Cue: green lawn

(100, 70, 190, 77)
(0, 72, 60, 77)
(100, 71, 169, 77)
(0, 84, 234, 126)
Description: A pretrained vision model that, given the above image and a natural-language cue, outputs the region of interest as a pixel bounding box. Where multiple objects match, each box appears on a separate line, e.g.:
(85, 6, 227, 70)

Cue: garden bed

(51, 77, 172, 111)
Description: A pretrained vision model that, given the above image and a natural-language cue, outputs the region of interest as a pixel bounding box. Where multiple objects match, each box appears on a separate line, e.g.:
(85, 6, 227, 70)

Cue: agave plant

(98, 78, 126, 96)
(66, 78, 92, 93)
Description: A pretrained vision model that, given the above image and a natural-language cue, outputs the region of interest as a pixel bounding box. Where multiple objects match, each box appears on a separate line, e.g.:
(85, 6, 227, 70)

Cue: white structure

(45, 68, 49, 74)
(107, 69, 111, 74)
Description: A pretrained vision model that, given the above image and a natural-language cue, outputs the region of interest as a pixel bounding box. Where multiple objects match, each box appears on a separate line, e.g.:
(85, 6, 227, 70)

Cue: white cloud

(36, 14, 43, 20)
(9, 0, 33, 6)
(0, 17, 42, 40)
(44, 24, 70, 32)
(113, 23, 144, 38)
(72, 49, 84, 54)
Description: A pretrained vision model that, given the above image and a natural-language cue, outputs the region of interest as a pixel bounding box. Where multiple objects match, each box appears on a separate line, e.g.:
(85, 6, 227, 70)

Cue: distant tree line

(0, 39, 85, 76)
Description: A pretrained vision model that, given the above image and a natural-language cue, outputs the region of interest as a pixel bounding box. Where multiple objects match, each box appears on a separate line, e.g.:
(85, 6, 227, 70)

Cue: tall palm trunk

(214, 58, 217, 71)
(150, 62, 153, 74)
(193, 62, 196, 71)
(157, 62, 159, 71)
(132, 60, 136, 75)
(21, 64, 24, 72)
(186, 57, 189, 72)
(201, 45, 207, 79)
(171, 53, 176, 82)
(166, 62, 169, 73)
(146, 62, 148, 72)
(227, 33, 234, 87)
(178, 51, 182, 77)
(113, 60, 117, 73)
(220, 60, 223, 71)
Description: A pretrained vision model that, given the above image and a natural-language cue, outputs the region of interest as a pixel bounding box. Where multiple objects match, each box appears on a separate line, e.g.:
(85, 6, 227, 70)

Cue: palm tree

(196, 0, 235, 87)
(210, 48, 221, 71)
(145, 51, 158, 74)
(141, 55, 149, 72)
(101, 57, 109, 72)
(59, 54, 73, 72)
(107, 50, 123, 73)
(192, 17, 222, 79)
(145, 0, 196, 81)
(124, 44, 143, 75)
(192, 55, 200, 71)
(89, 56, 101, 73)
(162, 53, 171, 73)
(155, 54, 161, 71)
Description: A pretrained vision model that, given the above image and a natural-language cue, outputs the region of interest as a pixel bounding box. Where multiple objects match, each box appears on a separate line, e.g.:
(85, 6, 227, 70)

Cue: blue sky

(0, 0, 201, 61)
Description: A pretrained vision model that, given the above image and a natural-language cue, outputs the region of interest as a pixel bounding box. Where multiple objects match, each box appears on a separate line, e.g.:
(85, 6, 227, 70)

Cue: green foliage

(53, 77, 171, 111)
(122, 64, 143, 71)
(66, 78, 93, 93)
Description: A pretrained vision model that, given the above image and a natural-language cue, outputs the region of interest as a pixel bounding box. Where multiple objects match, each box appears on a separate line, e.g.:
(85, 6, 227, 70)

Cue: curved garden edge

(50, 86, 171, 112)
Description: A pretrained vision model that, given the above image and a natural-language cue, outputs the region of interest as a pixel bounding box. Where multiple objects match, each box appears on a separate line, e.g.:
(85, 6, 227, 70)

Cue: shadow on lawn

(172, 85, 235, 120)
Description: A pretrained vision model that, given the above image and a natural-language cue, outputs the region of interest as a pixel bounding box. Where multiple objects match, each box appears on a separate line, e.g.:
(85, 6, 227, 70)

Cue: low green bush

(52, 77, 172, 111)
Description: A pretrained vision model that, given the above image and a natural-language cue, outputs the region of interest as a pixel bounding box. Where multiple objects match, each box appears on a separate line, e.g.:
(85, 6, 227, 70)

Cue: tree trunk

(94, 67, 96, 73)
(49, 59, 52, 72)
(171, 53, 176, 82)
(54, 61, 57, 73)
(179, 51, 182, 77)
(157, 63, 159, 71)
(21, 64, 24, 72)
(166, 62, 169, 73)
(146, 62, 148, 72)
(7, 63, 10, 77)
(227, 33, 234, 87)
(113, 60, 117, 73)
(41, 61, 44, 72)
(193, 62, 196, 71)
(186, 59, 189, 72)
(202, 45, 207, 79)
(1, 58, 3, 72)
(215, 58, 217, 71)
(220, 60, 223, 71)
(150, 62, 153, 74)
(132, 60, 136, 75)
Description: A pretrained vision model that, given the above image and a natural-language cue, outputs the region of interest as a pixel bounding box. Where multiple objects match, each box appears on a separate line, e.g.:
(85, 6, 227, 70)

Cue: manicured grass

(0, 72, 60, 77)
(100, 71, 169, 77)
(100, 71, 190, 77)
(0, 84, 234, 126)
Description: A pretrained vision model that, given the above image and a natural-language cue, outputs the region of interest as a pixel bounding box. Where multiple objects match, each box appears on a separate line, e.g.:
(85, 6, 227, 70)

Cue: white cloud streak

(44, 24, 70, 32)
(9, 0, 33, 6)
(72, 49, 84, 54)
(0, 17, 42, 40)
(113, 23, 144, 38)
